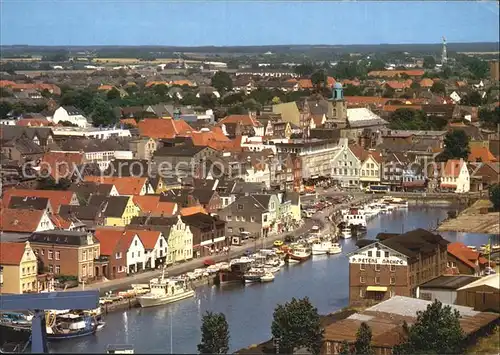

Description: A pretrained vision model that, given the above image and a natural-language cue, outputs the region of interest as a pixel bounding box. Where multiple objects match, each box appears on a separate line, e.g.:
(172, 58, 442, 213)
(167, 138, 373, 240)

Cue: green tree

(271, 297, 324, 355)
(461, 91, 483, 107)
(249, 88, 273, 105)
(354, 322, 373, 355)
(227, 104, 245, 115)
(197, 311, 230, 354)
(393, 300, 465, 354)
(295, 64, 314, 76)
(430, 81, 446, 95)
(243, 98, 261, 111)
(272, 96, 281, 104)
(423, 56, 436, 69)
(489, 184, 500, 211)
(479, 107, 500, 129)
(211, 71, 233, 93)
(410, 82, 421, 90)
(367, 59, 386, 71)
(181, 92, 199, 106)
(383, 86, 395, 98)
(0, 101, 12, 118)
(339, 340, 351, 355)
(222, 92, 245, 106)
(90, 97, 118, 127)
(199, 94, 217, 109)
(106, 87, 121, 101)
(0, 87, 13, 97)
(37, 176, 72, 190)
(442, 130, 470, 160)
(311, 70, 327, 90)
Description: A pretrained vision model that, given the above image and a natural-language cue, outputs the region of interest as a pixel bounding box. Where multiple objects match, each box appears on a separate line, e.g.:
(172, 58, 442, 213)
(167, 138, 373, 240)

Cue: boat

(311, 241, 332, 255)
(137, 267, 195, 308)
(342, 208, 367, 227)
(467, 245, 478, 252)
(285, 246, 311, 263)
(216, 260, 252, 285)
(244, 270, 264, 283)
(0, 312, 32, 328)
(46, 313, 97, 340)
(260, 273, 275, 282)
(340, 227, 352, 239)
(327, 243, 342, 255)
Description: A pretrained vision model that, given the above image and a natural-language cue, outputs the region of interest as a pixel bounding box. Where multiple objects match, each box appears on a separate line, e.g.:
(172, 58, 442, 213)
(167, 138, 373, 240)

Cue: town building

(330, 138, 361, 188)
(51, 106, 91, 128)
(440, 159, 471, 193)
(181, 213, 226, 257)
(29, 230, 100, 282)
(94, 228, 128, 280)
(416, 275, 479, 304)
(0, 241, 38, 294)
(446, 242, 494, 276)
(348, 229, 449, 306)
(456, 274, 500, 312)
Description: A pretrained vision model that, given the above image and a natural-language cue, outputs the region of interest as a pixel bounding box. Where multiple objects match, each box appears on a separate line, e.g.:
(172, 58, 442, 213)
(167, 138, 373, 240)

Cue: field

(467, 326, 499, 354)
(92, 57, 202, 64)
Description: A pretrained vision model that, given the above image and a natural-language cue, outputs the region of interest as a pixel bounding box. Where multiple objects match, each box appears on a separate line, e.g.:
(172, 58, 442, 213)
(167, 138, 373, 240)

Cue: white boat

(327, 243, 342, 255)
(137, 267, 195, 308)
(260, 273, 275, 282)
(340, 227, 352, 239)
(342, 207, 367, 227)
(285, 246, 311, 263)
(312, 241, 332, 255)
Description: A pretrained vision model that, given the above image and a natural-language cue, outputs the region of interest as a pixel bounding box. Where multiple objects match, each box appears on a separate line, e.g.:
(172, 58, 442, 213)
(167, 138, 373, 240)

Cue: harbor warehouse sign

(349, 246, 408, 266)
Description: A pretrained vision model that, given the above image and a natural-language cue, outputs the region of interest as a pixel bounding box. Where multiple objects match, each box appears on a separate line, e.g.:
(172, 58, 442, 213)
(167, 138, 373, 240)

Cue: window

(115, 252, 122, 259)
(367, 251, 372, 257)
(390, 265, 396, 272)
(235, 216, 240, 221)
(360, 264, 365, 271)
(135, 240, 138, 246)
(451, 262, 456, 267)
(239, 228, 245, 233)
(22, 267, 25, 276)
(375, 264, 381, 271)
(375, 276, 381, 284)
(241, 216, 246, 222)
(359, 289, 365, 298)
(447, 261, 451, 267)
(49, 265, 53, 273)
(237, 204, 244, 210)
(226, 215, 232, 221)
(55, 265, 60, 274)
(360, 276, 366, 283)
(263, 215, 268, 222)
(82, 250, 87, 261)
(160, 239, 163, 247)
(55, 251, 60, 260)
(82, 265, 86, 277)
(390, 277, 395, 285)
(131, 252, 135, 258)
(40, 249, 44, 256)
(384, 251, 389, 258)
(48, 250, 53, 260)
(138, 251, 141, 257)
(376, 250, 381, 258)
(250, 216, 255, 222)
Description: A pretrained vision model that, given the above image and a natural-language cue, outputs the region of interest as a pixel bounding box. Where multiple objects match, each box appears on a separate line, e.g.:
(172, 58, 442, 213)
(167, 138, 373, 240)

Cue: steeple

(332, 82, 344, 101)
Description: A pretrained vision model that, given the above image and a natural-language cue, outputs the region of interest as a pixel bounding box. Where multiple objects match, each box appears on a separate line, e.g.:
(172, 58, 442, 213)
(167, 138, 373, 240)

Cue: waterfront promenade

(72, 192, 371, 295)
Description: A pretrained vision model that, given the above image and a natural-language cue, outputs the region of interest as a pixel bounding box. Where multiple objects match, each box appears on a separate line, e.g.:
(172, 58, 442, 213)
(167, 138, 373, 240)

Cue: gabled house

(181, 213, 226, 257)
(125, 229, 168, 269)
(120, 230, 146, 274)
(52, 106, 90, 128)
(330, 138, 362, 188)
(84, 176, 153, 196)
(94, 228, 128, 280)
(351, 147, 383, 188)
(218, 113, 265, 137)
(440, 160, 470, 193)
(0, 241, 38, 294)
(88, 195, 140, 227)
(446, 242, 494, 276)
(1, 189, 79, 213)
(8, 196, 53, 214)
(133, 195, 178, 217)
(0, 208, 55, 239)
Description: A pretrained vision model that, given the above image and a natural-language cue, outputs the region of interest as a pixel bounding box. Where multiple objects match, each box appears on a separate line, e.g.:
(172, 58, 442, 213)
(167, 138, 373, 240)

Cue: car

(273, 240, 284, 247)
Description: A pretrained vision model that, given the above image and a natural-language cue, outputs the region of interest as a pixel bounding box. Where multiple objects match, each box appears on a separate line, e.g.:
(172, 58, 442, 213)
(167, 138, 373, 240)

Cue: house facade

(165, 215, 194, 263)
(218, 195, 271, 238)
(330, 139, 361, 188)
(52, 106, 90, 128)
(440, 160, 470, 193)
(0, 241, 38, 294)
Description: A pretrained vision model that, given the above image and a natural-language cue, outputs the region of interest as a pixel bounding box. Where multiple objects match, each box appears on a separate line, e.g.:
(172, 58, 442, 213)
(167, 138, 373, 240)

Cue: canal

(50, 206, 496, 354)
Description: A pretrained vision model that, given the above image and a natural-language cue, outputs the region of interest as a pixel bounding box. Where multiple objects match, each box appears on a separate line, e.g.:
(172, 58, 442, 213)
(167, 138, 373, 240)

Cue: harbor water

(50, 206, 497, 354)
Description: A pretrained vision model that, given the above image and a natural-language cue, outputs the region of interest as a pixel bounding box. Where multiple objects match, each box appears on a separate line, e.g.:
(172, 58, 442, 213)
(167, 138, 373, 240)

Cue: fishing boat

(342, 208, 367, 227)
(137, 267, 195, 308)
(216, 260, 252, 285)
(260, 273, 275, 282)
(46, 313, 97, 340)
(285, 246, 311, 263)
(327, 243, 342, 255)
(244, 270, 264, 283)
(340, 227, 352, 239)
(0, 312, 32, 327)
(311, 241, 332, 255)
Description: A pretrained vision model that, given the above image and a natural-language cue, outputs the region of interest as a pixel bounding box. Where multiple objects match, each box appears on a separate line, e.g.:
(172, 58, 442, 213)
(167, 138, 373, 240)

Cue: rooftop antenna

(441, 36, 448, 66)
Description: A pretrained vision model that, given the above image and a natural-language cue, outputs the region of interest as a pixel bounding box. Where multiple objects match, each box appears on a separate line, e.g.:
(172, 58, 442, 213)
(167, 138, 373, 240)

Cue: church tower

(327, 82, 347, 125)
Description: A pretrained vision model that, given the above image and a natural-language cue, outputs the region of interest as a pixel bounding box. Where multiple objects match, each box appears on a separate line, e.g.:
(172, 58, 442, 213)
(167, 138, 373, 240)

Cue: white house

(51, 127, 131, 140)
(124, 233, 146, 274)
(130, 230, 168, 269)
(52, 106, 91, 128)
(354, 150, 383, 188)
(330, 138, 362, 188)
(440, 160, 470, 193)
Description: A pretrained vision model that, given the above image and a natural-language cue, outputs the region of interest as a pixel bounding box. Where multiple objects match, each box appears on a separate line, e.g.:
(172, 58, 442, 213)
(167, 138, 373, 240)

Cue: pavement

(73, 189, 371, 296)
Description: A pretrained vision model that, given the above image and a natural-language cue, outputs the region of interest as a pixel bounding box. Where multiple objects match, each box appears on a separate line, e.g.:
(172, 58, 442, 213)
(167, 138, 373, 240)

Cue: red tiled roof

(2, 189, 75, 213)
(124, 229, 161, 250)
(298, 79, 313, 89)
(84, 176, 147, 195)
(443, 160, 464, 178)
(49, 214, 73, 229)
(344, 96, 391, 106)
(0, 242, 27, 265)
(180, 206, 207, 216)
(94, 228, 125, 256)
(383, 104, 422, 113)
(120, 118, 138, 127)
(132, 195, 177, 216)
(218, 114, 262, 128)
(447, 242, 485, 269)
(17, 118, 51, 127)
(0, 208, 44, 233)
(349, 145, 383, 164)
(41, 152, 85, 179)
(419, 78, 434, 88)
(368, 70, 425, 78)
(385, 80, 412, 90)
(138, 118, 193, 139)
(468, 146, 498, 163)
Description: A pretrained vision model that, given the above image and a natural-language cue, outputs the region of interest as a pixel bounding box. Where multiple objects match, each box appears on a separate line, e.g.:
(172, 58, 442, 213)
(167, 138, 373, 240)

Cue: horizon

(1, 1, 499, 47)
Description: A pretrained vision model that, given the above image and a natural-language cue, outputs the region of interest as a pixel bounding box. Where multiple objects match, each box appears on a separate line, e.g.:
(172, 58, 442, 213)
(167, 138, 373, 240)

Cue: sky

(1, 1, 499, 46)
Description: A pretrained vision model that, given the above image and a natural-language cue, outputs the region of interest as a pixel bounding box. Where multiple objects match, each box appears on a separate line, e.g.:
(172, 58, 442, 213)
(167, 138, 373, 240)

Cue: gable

(348, 242, 408, 266)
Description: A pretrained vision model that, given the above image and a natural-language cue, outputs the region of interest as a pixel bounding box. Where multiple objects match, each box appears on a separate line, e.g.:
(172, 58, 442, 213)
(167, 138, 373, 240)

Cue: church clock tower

(327, 82, 348, 128)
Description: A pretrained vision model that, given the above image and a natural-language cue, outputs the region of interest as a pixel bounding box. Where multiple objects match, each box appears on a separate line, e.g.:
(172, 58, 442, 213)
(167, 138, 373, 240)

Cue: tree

(90, 97, 118, 127)
(272, 96, 281, 105)
(295, 64, 314, 76)
(311, 70, 327, 90)
(388, 109, 447, 131)
(0, 101, 12, 118)
(106, 87, 121, 101)
(423, 56, 436, 69)
(393, 300, 465, 354)
(410, 82, 421, 90)
(489, 184, 500, 211)
(339, 340, 351, 355)
(271, 297, 324, 355)
(354, 322, 373, 355)
(430, 81, 446, 95)
(461, 91, 483, 107)
(211, 71, 233, 93)
(479, 107, 500, 129)
(181, 92, 199, 106)
(367, 59, 386, 71)
(442, 130, 470, 160)
(37, 176, 72, 190)
(197, 311, 229, 354)
(382, 86, 395, 98)
(199, 94, 217, 109)
(243, 98, 261, 111)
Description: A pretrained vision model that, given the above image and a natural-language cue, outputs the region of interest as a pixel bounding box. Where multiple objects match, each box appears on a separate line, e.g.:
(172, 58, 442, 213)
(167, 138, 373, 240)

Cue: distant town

(0, 40, 499, 354)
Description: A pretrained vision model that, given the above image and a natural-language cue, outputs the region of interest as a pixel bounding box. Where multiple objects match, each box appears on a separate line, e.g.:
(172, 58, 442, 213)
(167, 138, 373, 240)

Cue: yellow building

(165, 215, 193, 264)
(104, 196, 141, 227)
(0, 241, 38, 294)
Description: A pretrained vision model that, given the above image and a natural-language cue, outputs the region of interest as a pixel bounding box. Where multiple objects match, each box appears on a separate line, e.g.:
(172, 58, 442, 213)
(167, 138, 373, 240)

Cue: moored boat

(244, 271, 264, 283)
(46, 313, 97, 340)
(327, 243, 342, 255)
(312, 241, 332, 255)
(260, 273, 275, 282)
(340, 227, 352, 239)
(285, 246, 311, 263)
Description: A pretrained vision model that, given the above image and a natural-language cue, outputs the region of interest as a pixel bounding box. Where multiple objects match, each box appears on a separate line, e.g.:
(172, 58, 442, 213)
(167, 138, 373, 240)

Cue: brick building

(348, 229, 449, 306)
(29, 230, 100, 282)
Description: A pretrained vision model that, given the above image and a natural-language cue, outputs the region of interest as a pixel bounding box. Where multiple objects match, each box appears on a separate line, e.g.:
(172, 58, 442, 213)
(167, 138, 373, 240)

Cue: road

(73, 191, 371, 296)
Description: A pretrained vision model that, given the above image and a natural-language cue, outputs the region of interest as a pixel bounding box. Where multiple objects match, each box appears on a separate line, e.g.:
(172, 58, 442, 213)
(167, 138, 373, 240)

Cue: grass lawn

(467, 326, 500, 354)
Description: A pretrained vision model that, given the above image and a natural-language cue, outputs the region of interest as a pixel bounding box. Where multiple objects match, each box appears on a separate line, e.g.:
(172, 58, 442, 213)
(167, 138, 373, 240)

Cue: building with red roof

(440, 160, 470, 193)
(446, 242, 494, 276)
(2, 189, 79, 213)
(94, 228, 127, 279)
(0, 241, 38, 294)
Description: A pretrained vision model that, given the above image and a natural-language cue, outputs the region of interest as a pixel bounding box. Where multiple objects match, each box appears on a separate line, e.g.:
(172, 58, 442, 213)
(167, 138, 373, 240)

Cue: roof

(468, 146, 498, 163)
(181, 213, 225, 230)
(419, 275, 479, 290)
(84, 176, 147, 195)
(124, 229, 161, 250)
(447, 242, 489, 269)
(180, 205, 208, 216)
(59, 204, 102, 221)
(138, 118, 193, 139)
(41, 152, 85, 179)
(218, 114, 262, 128)
(349, 144, 382, 164)
(94, 228, 124, 255)
(0, 242, 28, 265)
(457, 274, 500, 291)
(29, 230, 98, 246)
(89, 195, 130, 218)
(0, 208, 44, 233)
(133, 195, 177, 216)
(419, 78, 434, 87)
(443, 160, 464, 178)
(376, 228, 449, 259)
(346, 108, 388, 127)
(385, 80, 412, 90)
(8, 196, 50, 211)
(368, 70, 425, 78)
